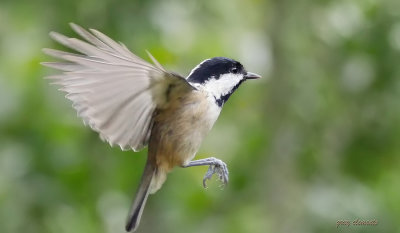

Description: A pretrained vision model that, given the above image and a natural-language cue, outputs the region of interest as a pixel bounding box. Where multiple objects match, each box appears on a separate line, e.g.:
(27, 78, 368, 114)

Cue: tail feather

(125, 161, 155, 232)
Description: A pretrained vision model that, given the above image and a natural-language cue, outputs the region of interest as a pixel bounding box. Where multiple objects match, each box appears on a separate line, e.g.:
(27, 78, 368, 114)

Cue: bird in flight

(42, 23, 261, 232)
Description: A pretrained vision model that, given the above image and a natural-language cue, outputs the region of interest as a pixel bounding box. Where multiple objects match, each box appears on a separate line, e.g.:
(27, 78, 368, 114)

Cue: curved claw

(202, 165, 215, 188)
(183, 157, 229, 189)
(202, 158, 229, 188)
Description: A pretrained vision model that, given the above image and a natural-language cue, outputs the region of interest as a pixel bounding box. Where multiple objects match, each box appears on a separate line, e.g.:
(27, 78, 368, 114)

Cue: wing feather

(43, 23, 193, 151)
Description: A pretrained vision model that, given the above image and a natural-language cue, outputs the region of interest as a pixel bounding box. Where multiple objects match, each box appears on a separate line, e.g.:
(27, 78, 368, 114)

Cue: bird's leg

(183, 157, 229, 188)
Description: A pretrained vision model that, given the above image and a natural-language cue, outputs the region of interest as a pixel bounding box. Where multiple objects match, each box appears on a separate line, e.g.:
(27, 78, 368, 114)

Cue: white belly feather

(180, 95, 221, 164)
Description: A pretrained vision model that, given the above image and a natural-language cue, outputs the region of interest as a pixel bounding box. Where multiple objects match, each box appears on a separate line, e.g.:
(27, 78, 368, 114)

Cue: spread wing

(42, 23, 194, 151)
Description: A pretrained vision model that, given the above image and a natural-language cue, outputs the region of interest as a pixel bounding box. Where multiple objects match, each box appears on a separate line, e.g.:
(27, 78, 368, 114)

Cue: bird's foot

(202, 157, 229, 188)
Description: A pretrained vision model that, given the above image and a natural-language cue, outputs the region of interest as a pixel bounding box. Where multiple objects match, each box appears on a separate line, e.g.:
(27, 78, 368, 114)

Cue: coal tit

(42, 23, 261, 232)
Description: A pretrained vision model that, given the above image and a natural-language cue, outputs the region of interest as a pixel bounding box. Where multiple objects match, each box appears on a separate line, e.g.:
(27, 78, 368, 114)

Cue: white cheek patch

(202, 73, 244, 99)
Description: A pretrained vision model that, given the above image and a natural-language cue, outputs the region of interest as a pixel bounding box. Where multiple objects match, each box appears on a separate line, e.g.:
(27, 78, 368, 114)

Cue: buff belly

(147, 90, 220, 193)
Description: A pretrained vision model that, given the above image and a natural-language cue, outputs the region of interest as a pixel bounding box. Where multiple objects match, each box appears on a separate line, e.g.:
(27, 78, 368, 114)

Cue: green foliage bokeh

(1, 0, 400, 233)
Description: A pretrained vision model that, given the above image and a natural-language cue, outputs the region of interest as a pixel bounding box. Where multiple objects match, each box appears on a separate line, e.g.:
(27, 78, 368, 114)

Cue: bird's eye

(231, 67, 238, 74)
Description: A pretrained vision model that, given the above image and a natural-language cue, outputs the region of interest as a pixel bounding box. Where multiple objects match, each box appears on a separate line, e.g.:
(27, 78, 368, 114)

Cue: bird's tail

(125, 160, 156, 232)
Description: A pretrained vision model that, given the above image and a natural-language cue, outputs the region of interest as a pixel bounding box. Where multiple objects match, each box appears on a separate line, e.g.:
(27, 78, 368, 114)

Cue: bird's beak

(245, 72, 261, 80)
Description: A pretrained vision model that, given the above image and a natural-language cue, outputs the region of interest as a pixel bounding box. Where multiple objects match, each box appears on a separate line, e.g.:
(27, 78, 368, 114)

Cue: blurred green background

(1, 0, 400, 232)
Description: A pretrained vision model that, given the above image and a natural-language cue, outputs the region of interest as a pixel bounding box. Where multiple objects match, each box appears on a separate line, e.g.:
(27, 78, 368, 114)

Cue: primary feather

(42, 23, 193, 151)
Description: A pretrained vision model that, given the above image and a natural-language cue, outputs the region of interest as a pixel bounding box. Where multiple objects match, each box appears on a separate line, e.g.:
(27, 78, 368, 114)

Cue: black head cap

(187, 57, 245, 84)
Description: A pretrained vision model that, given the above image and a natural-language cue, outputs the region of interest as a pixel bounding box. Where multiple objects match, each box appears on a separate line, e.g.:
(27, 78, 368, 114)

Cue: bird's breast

(149, 90, 221, 170)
